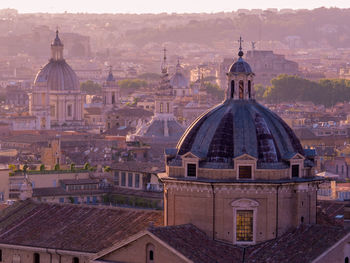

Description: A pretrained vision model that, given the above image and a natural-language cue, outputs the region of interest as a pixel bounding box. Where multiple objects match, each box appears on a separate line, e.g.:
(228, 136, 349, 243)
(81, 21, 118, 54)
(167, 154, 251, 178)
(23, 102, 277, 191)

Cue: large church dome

(177, 100, 304, 166)
(34, 30, 80, 92)
(175, 47, 304, 169)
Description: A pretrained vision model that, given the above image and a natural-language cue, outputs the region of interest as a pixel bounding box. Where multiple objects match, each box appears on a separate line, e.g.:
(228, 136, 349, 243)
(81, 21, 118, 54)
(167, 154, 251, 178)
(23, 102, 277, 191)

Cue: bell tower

(102, 66, 119, 109)
(226, 37, 255, 100)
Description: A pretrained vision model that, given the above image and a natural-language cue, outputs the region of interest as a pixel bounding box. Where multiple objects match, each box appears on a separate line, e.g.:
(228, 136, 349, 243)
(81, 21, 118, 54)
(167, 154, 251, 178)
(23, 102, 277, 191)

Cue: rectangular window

(187, 163, 197, 177)
(121, 172, 126, 186)
(236, 210, 253, 242)
(114, 171, 119, 185)
(128, 173, 133, 187)
(239, 166, 252, 179)
(292, 165, 299, 178)
(135, 174, 140, 188)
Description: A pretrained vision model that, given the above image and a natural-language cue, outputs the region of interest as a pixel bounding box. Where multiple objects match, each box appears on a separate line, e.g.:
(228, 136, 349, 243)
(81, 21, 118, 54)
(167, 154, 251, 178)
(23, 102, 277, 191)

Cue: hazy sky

(1, 0, 349, 13)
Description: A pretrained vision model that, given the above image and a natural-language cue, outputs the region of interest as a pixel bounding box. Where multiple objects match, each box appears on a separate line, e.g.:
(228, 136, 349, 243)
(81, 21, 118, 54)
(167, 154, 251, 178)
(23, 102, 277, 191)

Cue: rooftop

(149, 223, 349, 263)
(0, 200, 163, 253)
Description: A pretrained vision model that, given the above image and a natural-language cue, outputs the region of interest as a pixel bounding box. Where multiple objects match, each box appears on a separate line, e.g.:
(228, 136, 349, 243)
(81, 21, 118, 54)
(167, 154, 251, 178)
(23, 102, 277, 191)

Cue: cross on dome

(238, 36, 244, 57)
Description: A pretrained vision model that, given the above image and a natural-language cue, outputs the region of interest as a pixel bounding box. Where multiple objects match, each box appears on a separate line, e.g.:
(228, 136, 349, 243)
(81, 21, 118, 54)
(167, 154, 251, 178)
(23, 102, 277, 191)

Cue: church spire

(51, 29, 64, 61)
(238, 36, 244, 58)
(161, 47, 167, 74)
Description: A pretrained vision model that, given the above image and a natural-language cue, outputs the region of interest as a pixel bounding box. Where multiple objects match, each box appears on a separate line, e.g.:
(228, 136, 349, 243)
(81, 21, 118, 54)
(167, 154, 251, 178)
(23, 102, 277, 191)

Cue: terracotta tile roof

(149, 224, 244, 263)
(246, 224, 349, 263)
(111, 161, 164, 174)
(149, 224, 349, 263)
(317, 200, 344, 227)
(32, 187, 105, 197)
(0, 200, 163, 253)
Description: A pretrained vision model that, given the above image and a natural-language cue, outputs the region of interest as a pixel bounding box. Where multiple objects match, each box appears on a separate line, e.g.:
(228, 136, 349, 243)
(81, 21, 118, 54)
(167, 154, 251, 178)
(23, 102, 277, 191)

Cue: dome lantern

(226, 37, 255, 101)
(51, 29, 64, 61)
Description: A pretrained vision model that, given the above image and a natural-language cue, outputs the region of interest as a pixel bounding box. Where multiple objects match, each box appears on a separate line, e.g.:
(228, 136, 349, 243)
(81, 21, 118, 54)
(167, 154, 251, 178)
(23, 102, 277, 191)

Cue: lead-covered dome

(229, 57, 253, 74)
(34, 61, 80, 91)
(177, 100, 304, 166)
(34, 30, 79, 92)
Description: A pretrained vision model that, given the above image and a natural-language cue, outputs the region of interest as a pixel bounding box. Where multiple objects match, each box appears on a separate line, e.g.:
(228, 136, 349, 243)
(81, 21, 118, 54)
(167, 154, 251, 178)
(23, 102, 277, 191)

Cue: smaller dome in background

(170, 61, 189, 87)
(34, 30, 80, 92)
(34, 61, 80, 91)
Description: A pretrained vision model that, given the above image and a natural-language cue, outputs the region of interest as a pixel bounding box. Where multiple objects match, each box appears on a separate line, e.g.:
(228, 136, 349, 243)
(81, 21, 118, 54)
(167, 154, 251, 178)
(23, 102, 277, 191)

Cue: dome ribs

(233, 103, 258, 159)
(207, 111, 234, 162)
(34, 60, 79, 92)
(177, 105, 224, 156)
(254, 112, 278, 163)
(177, 100, 305, 166)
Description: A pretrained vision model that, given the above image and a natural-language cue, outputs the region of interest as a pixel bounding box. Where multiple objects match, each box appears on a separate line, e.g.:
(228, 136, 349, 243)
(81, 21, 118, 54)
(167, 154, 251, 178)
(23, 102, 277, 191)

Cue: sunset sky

(0, 0, 349, 13)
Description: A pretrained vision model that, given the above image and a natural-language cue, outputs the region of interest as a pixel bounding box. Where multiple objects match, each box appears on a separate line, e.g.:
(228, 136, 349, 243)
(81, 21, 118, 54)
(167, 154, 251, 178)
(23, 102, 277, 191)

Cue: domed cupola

(170, 59, 189, 88)
(34, 30, 80, 92)
(226, 37, 255, 100)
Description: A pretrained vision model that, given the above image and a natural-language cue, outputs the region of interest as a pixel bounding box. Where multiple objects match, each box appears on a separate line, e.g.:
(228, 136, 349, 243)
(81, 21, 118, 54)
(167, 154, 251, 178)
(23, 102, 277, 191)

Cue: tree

(54, 163, 60, 171)
(104, 166, 112, 172)
(80, 80, 101, 95)
(84, 162, 90, 170)
(8, 164, 16, 171)
(70, 163, 75, 171)
(118, 79, 148, 95)
(254, 84, 265, 101)
(39, 164, 45, 171)
(23, 164, 28, 172)
(204, 82, 224, 101)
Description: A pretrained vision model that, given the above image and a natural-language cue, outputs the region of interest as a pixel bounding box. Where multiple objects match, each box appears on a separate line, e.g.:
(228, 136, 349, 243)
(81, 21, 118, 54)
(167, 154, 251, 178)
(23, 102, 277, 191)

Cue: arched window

(33, 253, 40, 263)
(160, 103, 163, 113)
(166, 103, 170, 113)
(146, 243, 155, 263)
(239, 81, 244, 99)
(230, 80, 235, 99)
(112, 93, 115, 104)
(248, 80, 251, 98)
(72, 257, 79, 263)
(345, 257, 349, 263)
(301, 216, 304, 224)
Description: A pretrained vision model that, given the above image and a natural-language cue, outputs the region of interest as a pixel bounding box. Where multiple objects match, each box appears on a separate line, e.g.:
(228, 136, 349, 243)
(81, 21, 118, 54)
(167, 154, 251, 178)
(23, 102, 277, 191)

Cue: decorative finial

(238, 36, 244, 57)
(161, 47, 168, 74)
(163, 47, 167, 63)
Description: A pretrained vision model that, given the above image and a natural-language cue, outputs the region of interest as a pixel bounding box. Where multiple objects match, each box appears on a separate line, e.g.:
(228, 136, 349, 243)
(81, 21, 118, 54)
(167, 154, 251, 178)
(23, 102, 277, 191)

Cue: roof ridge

(30, 199, 163, 214)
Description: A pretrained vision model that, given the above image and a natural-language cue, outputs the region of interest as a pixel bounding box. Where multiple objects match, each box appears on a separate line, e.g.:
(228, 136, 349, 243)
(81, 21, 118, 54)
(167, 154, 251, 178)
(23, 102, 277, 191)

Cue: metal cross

(238, 36, 244, 51)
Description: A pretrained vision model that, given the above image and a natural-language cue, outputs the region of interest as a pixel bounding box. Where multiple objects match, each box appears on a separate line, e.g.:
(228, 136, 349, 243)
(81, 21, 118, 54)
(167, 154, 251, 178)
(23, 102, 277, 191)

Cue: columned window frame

(231, 198, 259, 245)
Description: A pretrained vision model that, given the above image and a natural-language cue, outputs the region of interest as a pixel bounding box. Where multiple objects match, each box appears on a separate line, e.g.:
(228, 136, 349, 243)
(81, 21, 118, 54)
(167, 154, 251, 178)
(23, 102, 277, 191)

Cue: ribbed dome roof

(34, 60, 80, 91)
(177, 100, 304, 165)
(229, 57, 253, 74)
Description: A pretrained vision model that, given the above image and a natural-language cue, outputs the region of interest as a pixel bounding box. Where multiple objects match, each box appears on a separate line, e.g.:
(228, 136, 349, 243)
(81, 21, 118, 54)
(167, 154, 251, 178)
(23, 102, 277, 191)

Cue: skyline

(0, 0, 349, 14)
